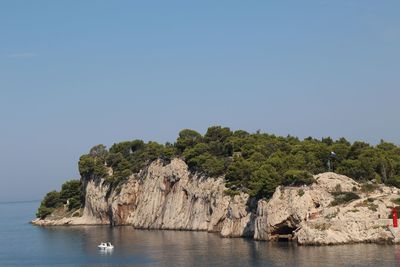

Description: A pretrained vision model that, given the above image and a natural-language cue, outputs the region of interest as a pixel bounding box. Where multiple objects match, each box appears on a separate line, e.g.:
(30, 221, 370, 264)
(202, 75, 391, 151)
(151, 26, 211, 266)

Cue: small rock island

(32, 126, 400, 245)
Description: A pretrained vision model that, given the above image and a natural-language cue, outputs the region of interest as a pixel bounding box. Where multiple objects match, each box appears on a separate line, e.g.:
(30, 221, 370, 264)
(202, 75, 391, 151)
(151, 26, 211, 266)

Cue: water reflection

(3, 201, 399, 266)
(99, 249, 114, 256)
(32, 226, 399, 267)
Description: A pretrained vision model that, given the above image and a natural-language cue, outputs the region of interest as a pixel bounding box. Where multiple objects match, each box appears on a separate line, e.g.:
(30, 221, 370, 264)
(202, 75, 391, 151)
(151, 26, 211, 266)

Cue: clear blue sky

(0, 1, 399, 202)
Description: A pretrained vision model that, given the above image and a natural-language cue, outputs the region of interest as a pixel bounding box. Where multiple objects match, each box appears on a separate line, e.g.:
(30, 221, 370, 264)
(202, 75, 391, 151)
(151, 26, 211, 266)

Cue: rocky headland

(32, 158, 400, 245)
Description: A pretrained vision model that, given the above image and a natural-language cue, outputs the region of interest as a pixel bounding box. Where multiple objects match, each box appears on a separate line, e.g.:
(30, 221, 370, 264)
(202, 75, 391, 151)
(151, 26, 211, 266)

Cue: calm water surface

(0, 201, 399, 266)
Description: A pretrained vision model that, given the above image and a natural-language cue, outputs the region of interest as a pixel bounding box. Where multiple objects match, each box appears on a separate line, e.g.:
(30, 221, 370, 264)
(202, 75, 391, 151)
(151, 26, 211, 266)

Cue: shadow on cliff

(243, 197, 258, 238)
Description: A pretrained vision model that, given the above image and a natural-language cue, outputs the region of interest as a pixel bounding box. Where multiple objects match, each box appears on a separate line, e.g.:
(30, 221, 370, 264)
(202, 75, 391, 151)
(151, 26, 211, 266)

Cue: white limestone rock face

(253, 172, 400, 245)
(109, 178, 140, 225)
(32, 158, 253, 238)
(314, 172, 360, 192)
(80, 179, 111, 224)
(262, 186, 322, 240)
(120, 159, 253, 235)
(32, 162, 400, 245)
(126, 159, 230, 231)
(220, 193, 254, 237)
(254, 200, 268, 240)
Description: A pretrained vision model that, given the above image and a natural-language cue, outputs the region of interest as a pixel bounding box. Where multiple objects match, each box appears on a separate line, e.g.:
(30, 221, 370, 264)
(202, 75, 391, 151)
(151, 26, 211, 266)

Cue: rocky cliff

(33, 159, 255, 238)
(254, 172, 399, 245)
(32, 158, 400, 245)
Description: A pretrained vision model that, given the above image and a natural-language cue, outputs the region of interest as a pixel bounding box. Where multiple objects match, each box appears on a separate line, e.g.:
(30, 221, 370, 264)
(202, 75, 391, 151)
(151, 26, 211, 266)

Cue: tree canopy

(39, 126, 400, 218)
(77, 126, 400, 199)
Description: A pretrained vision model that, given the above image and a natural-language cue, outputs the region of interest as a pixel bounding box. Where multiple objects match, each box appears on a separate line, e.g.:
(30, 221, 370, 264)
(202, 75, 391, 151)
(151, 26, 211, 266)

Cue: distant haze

(0, 1, 399, 202)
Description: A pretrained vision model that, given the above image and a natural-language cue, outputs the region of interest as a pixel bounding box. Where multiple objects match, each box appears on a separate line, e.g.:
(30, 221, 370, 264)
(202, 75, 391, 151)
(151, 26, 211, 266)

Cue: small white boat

(98, 242, 114, 249)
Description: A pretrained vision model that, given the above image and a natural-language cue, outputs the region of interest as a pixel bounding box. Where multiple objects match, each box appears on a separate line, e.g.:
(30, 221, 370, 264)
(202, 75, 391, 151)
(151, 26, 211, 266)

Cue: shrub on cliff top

(36, 180, 82, 219)
(282, 170, 314, 186)
(79, 154, 108, 180)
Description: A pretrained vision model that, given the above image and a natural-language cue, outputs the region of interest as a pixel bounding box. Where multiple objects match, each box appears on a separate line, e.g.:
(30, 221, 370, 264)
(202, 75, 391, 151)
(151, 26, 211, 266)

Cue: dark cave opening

(272, 225, 297, 242)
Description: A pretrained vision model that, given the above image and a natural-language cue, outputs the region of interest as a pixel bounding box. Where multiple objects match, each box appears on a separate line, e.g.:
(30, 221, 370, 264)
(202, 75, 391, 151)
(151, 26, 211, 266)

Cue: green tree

(204, 126, 232, 143)
(36, 191, 62, 219)
(176, 129, 202, 151)
(89, 144, 108, 159)
(249, 164, 280, 198)
(78, 155, 95, 179)
(225, 158, 253, 190)
(60, 180, 81, 202)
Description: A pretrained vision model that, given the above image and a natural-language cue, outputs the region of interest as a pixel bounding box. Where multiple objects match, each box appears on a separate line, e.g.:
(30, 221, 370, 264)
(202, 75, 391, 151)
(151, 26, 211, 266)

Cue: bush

(60, 180, 81, 202)
(67, 197, 81, 210)
(224, 189, 240, 197)
(387, 176, 400, 188)
(298, 189, 305, 197)
(354, 199, 379, 211)
(334, 184, 342, 192)
(361, 183, 379, 193)
(36, 180, 82, 218)
(36, 206, 54, 219)
(42, 191, 62, 208)
(36, 191, 61, 219)
(391, 198, 400, 205)
(60, 180, 82, 210)
(331, 192, 360, 206)
(282, 170, 314, 186)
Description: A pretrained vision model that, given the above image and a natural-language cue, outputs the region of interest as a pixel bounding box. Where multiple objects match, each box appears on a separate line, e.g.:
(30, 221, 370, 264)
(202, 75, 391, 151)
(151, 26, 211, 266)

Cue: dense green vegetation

(78, 126, 400, 198)
(36, 180, 82, 218)
(38, 126, 400, 218)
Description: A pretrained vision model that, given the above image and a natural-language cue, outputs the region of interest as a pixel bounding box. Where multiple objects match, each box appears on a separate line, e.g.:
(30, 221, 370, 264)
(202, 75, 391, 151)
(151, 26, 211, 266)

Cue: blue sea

(0, 201, 399, 266)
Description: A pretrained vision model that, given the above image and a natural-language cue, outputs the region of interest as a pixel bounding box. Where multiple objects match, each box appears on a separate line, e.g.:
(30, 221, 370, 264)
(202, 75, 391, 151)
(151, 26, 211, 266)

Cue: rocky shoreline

(32, 158, 400, 245)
